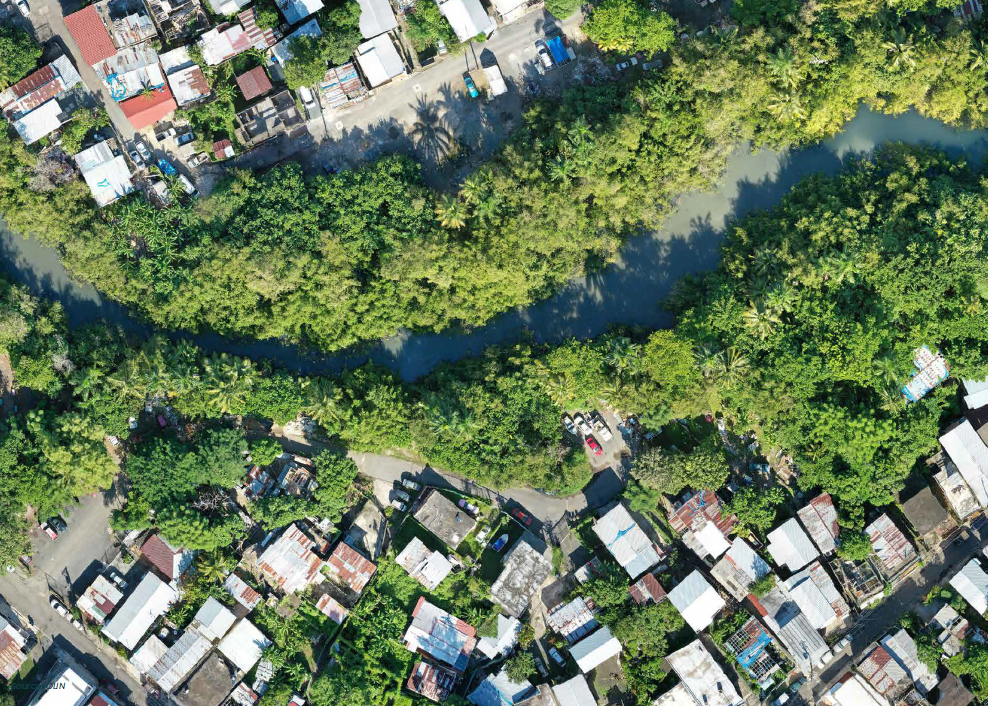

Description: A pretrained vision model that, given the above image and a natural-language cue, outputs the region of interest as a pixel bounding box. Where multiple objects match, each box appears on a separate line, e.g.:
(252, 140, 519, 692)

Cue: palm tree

(606, 337, 642, 379)
(766, 47, 799, 89)
(303, 379, 347, 429)
(283, 662, 307, 687)
(196, 551, 227, 582)
(140, 81, 157, 101)
(715, 347, 750, 388)
(883, 29, 917, 71)
(767, 92, 805, 122)
(459, 175, 483, 205)
(548, 156, 575, 184)
(743, 301, 781, 340)
(877, 383, 905, 413)
(434, 195, 467, 229)
(970, 40, 988, 70)
(568, 117, 592, 145)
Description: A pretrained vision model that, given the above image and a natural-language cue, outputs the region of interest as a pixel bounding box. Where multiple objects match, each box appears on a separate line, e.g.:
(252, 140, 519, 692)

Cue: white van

(178, 174, 199, 198)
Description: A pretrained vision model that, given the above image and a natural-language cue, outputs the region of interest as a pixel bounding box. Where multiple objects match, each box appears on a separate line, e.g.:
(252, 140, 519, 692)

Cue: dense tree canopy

(0, 26, 41, 90)
(582, 0, 677, 55)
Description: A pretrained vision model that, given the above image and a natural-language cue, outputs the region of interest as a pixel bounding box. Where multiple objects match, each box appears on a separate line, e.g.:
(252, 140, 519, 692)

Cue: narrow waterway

(3, 106, 988, 380)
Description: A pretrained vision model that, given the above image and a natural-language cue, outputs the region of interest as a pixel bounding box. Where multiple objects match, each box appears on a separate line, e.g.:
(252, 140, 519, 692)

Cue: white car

(178, 174, 199, 198)
(71, 619, 84, 632)
(534, 40, 554, 72)
(16, 0, 29, 16)
(402, 478, 421, 491)
(394, 489, 411, 502)
(49, 597, 69, 617)
(834, 635, 852, 652)
(561, 414, 577, 435)
(573, 414, 592, 436)
(298, 86, 317, 112)
(595, 423, 613, 442)
(391, 499, 407, 512)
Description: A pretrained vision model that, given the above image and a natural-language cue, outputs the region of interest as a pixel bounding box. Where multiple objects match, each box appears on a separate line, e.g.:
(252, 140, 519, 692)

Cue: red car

(586, 436, 603, 456)
(511, 508, 533, 526)
(40, 523, 58, 540)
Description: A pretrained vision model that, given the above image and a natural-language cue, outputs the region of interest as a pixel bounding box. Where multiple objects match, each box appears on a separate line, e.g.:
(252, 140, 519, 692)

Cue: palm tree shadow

(408, 94, 454, 164)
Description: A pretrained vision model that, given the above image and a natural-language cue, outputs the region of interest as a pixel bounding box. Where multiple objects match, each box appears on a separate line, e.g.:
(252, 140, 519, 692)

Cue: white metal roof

(159, 46, 193, 74)
(755, 586, 831, 676)
(552, 675, 596, 706)
(130, 636, 168, 674)
(830, 674, 887, 706)
(570, 627, 621, 673)
(950, 559, 988, 615)
(881, 629, 939, 693)
(964, 379, 988, 411)
(467, 670, 533, 706)
(767, 518, 818, 572)
(102, 573, 177, 650)
(357, 0, 397, 38)
(355, 35, 405, 87)
(724, 538, 769, 581)
(593, 504, 661, 578)
(14, 99, 65, 145)
(784, 576, 836, 630)
(396, 537, 453, 590)
(436, 0, 495, 42)
(206, 0, 249, 15)
(30, 663, 97, 706)
(695, 522, 731, 559)
(652, 684, 695, 706)
(492, 0, 526, 16)
(475, 615, 521, 660)
(666, 640, 743, 706)
(277, 0, 324, 24)
(218, 620, 271, 673)
(193, 597, 236, 641)
(667, 571, 725, 633)
(941, 420, 988, 507)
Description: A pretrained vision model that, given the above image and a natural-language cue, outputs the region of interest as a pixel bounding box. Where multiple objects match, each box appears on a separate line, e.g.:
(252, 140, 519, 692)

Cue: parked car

(298, 85, 317, 112)
(129, 148, 144, 165)
(642, 59, 663, 71)
(136, 141, 151, 162)
(534, 656, 549, 678)
(394, 489, 411, 502)
(49, 597, 68, 617)
(390, 499, 407, 512)
(71, 619, 84, 632)
(463, 73, 479, 98)
(15, 0, 29, 16)
(573, 413, 592, 436)
(107, 435, 121, 448)
(48, 516, 68, 534)
(511, 508, 533, 526)
(402, 478, 421, 491)
(490, 534, 509, 551)
(561, 414, 577, 435)
(40, 523, 57, 541)
(476, 527, 489, 546)
(586, 436, 602, 456)
(549, 647, 566, 666)
(593, 416, 613, 441)
(457, 499, 479, 514)
(833, 635, 852, 652)
(534, 40, 554, 72)
(178, 174, 199, 198)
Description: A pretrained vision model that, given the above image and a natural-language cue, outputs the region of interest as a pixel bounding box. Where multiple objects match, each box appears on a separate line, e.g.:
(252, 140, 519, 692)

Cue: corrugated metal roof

(785, 575, 836, 630)
(767, 518, 818, 572)
(666, 639, 744, 706)
(797, 494, 839, 554)
(592, 504, 661, 578)
(669, 491, 738, 554)
(570, 627, 621, 673)
(751, 586, 831, 676)
(102, 573, 177, 650)
(476, 615, 521, 660)
(941, 420, 988, 508)
(258, 524, 325, 594)
(13, 99, 66, 145)
(667, 571, 725, 633)
(491, 535, 553, 618)
(865, 514, 917, 575)
(326, 542, 376, 595)
(467, 670, 534, 706)
(546, 597, 597, 643)
(882, 629, 939, 693)
(147, 628, 212, 692)
(77, 575, 124, 624)
(860, 646, 908, 695)
(934, 464, 980, 520)
(950, 559, 988, 615)
(403, 597, 477, 673)
(406, 661, 456, 703)
(64, 6, 116, 65)
(0, 630, 26, 680)
(193, 597, 236, 641)
(314, 595, 348, 625)
(223, 574, 261, 611)
(629, 573, 667, 606)
(396, 537, 452, 591)
(217, 619, 270, 673)
(551, 675, 596, 706)
(130, 636, 168, 674)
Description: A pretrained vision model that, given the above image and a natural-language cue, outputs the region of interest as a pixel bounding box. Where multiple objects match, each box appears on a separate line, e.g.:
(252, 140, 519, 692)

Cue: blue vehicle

(463, 73, 479, 98)
(490, 533, 509, 552)
(157, 158, 177, 176)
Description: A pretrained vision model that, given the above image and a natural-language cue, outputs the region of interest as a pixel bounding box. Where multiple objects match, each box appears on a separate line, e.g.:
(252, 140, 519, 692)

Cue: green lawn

(478, 517, 526, 585)
(392, 515, 448, 556)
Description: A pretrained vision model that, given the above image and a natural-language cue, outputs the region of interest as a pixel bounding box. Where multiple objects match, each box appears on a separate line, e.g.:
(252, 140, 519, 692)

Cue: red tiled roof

(64, 6, 116, 65)
(326, 542, 376, 595)
(212, 139, 233, 160)
(0, 631, 26, 680)
(140, 533, 181, 580)
(235, 66, 272, 101)
(120, 86, 177, 130)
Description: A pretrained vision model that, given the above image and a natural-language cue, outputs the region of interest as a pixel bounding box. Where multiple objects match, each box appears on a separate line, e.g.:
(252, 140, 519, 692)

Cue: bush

(545, 0, 581, 18)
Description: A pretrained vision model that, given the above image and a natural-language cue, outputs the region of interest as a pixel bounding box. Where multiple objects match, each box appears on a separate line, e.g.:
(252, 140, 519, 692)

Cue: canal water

(3, 106, 987, 379)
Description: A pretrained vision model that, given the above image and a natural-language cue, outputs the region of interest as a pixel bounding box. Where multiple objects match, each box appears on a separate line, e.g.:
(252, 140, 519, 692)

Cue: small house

(665, 640, 744, 706)
(865, 514, 918, 580)
(767, 518, 818, 573)
(403, 597, 477, 673)
(711, 538, 770, 601)
(396, 537, 453, 591)
(667, 571, 725, 633)
(592, 503, 662, 578)
(797, 493, 840, 555)
(490, 533, 552, 618)
(413, 489, 477, 551)
(569, 626, 621, 673)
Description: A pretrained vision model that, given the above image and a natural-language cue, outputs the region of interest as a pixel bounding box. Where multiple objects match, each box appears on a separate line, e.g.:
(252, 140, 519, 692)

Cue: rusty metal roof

(797, 493, 839, 554)
(859, 646, 908, 696)
(865, 514, 917, 576)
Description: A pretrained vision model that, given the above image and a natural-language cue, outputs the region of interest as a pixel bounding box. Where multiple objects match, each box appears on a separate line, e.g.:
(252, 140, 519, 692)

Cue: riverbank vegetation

(0, 144, 986, 576)
(4, 0, 988, 350)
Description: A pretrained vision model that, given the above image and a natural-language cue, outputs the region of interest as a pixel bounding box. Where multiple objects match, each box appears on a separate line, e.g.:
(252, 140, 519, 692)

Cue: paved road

(0, 571, 147, 706)
(812, 528, 985, 698)
(25, 0, 138, 143)
(271, 426, 628, 526)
